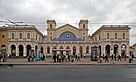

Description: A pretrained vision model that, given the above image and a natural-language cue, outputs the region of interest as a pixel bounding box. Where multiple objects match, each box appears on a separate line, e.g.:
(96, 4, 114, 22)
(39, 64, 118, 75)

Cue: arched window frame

(115, 33, 117, 39)
(27, 33, 30, 39)
(12, 33, 14, 39)
(19, 33, 22, 39)
(83, 24, 85, 29)
(107, 33, 109, 39)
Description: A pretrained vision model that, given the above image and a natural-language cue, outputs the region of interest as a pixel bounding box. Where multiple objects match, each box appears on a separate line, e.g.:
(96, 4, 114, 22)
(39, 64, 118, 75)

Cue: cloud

(0, 0, 136, 45)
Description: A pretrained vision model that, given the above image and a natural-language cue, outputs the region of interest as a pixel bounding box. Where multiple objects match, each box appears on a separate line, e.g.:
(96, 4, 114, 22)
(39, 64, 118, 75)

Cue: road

(0, 65, 136, 82)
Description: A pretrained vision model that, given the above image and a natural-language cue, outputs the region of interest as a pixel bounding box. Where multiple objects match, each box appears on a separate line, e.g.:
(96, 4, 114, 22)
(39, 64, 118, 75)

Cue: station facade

(4, 19, 130, 57)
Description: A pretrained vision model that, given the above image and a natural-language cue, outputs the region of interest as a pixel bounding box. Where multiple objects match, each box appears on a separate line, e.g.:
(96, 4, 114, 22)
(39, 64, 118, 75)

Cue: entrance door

(26, 45, 31, 56)
(19, 45, 23, 56)
(105, 45, 110, 56)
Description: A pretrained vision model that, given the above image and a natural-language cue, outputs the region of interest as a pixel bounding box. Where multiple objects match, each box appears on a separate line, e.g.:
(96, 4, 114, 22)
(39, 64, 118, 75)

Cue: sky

(0, 0, 136, 45)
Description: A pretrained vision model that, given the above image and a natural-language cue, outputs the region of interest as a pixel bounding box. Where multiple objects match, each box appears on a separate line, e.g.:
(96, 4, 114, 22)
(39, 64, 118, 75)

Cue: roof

(92, 25, 129, 36)
(7, 25, 43, 36)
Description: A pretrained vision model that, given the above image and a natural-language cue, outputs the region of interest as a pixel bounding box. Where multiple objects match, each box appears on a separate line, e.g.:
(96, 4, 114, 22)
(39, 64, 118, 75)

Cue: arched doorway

(105, 44, 110, 56)
(41, 47, 43, 54)
(114, 44, 118, 56)
(11, 45, 16, 56)
(121, 44, 126, 57)
(80, 46, 83, 57)
(98, 46, 101, 56)
(19, 45, 23, 56)
(73, 46, 76, 55)
(26, 45, 31, 56)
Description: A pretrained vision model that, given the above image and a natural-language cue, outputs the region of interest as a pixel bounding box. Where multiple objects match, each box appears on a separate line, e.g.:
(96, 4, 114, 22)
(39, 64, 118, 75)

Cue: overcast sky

(0, 0, 136, 45)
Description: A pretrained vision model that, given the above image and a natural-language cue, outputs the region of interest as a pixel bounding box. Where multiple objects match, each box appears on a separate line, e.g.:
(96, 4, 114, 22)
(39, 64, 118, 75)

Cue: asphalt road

(0, 65, 136, 82)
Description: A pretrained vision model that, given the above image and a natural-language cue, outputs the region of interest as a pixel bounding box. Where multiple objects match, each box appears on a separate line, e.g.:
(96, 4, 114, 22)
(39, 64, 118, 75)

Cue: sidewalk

(0, 58, 136, 65)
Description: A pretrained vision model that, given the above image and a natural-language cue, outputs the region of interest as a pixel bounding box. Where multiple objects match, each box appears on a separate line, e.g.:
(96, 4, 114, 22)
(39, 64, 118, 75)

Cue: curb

(1, 63, 136, 66)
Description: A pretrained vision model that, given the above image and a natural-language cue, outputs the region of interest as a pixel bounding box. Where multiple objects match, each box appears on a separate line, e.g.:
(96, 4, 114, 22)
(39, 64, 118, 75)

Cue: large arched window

(12, 33, 14, 39)
(27, 33, 30, 39)
(50, 24, 52, 29)
(83, 24, 85, 29)
(59, 31, 76, 38)
(19, 33, 22, 39)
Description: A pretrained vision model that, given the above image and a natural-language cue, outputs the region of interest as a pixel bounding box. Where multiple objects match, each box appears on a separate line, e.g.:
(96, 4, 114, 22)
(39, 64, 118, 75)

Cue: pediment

(56, 24, 79, 31)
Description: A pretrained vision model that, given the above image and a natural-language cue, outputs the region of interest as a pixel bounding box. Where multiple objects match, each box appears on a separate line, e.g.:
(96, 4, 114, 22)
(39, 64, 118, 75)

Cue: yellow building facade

(0, 26, 8, 57)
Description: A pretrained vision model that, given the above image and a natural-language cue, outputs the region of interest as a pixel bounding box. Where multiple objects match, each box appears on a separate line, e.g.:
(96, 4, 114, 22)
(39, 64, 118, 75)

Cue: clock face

(66, 34, 70, 38)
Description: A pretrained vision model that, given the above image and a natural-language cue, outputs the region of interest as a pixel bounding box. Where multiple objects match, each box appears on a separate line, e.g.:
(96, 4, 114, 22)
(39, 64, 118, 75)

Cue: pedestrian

(65, 54, 68, 62)
(77, 54, 81, 62)
(114, 55, 116, 61)
(35, 51, 40, 61)
(28, 50, 32, 62)
(53, 53, 56, 62)
(58, 54, 62, 62)
(129, 52, 132, 63)
(132, 53, 134, 61)
(105, 55, 109, 62)
(97, 55, 100, 63)
(111, 54, 114, 61)
(99, 56, 102, 63)
(117, 54, 121, 61)
(31, 51, 35, 62)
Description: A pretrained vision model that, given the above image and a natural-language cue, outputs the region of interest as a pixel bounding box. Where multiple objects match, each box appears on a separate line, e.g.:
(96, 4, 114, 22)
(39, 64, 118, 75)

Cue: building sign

(52, 38, 83, 41)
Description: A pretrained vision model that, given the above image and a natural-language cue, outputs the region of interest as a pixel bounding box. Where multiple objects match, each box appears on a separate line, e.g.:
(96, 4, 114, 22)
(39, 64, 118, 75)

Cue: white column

(90, 46, 91, 55)
(24, 45, 26, 56)
(126, 45, 129, 56)
(16, 45, 19, 56)
(76, 45, 79, 54)
(43, 47, 46, 54)
(50, 46, 52, 56)
(71, 46, 73, 55)
(110, 45, 114, 56)
(118, 46, 121, 56)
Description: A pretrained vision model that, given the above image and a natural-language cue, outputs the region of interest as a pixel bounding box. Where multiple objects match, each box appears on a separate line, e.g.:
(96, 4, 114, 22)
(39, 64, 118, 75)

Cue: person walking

(129, 52, 133, 63)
